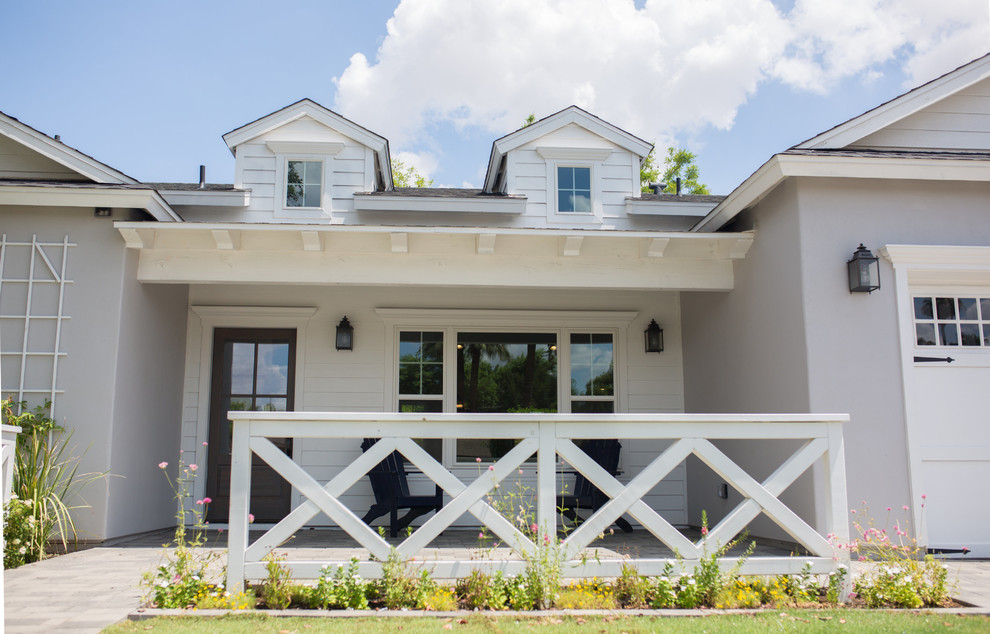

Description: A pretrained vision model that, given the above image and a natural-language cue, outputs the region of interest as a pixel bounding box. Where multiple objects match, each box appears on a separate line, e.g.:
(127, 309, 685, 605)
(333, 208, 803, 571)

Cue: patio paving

(4, 528, 989, 633)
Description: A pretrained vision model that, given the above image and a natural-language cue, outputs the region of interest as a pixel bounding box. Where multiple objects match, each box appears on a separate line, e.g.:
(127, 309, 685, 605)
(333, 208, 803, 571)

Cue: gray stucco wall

(683, 175, 990, 542)
(105, 248, 187, 538)
(0, 206, 185, 540)
(681, 180, 815, 540)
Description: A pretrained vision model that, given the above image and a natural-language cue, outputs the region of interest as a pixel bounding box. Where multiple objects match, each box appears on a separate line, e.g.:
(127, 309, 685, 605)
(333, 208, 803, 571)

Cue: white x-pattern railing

(226, 413, 849, 591)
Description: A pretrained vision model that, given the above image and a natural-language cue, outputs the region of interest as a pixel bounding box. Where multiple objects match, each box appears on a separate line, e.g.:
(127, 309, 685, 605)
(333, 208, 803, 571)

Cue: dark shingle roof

(0, 179, 156, 190)
(145, 182, 243, 192)
(637, 193, 726, 203)
(784, 148, 990, 161)
(356, 187, 522, 199)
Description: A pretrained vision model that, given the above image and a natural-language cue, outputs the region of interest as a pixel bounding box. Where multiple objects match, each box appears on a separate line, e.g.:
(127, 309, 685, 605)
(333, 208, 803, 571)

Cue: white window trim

(538, 147, 611, 223)
(378, 308, 635, 467)
(267, 141, 343, 219)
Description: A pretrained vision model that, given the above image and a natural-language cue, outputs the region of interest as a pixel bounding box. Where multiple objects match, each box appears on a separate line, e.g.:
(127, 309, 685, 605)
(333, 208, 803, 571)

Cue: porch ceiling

(113, 222, 753, 291)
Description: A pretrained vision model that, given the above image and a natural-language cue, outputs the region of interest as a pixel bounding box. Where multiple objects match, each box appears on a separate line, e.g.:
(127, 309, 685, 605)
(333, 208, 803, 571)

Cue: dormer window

(557, 166, 591, 213)
(286, 160, 322, 208)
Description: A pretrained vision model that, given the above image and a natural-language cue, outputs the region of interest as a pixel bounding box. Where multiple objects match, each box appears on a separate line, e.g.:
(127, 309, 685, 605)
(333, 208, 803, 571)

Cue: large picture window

(391, 320, 623, 466)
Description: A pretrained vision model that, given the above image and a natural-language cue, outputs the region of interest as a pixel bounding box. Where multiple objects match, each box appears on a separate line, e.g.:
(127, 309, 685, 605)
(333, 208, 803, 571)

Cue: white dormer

(484, 106, 653, 226)
(222, 99, 391, 222)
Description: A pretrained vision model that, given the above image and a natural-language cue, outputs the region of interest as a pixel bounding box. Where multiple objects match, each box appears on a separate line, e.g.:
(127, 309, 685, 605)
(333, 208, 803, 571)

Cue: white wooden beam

(300, 230, 322, 252)
(210, 229, 239, 250)
(390, 232, 408, 254)
(562, 235, 583, 257)
(728, 237, 754, 259)
(477, 233, 496, 255)
(118, 227, 156, 249)
(646, 237, 670, 258)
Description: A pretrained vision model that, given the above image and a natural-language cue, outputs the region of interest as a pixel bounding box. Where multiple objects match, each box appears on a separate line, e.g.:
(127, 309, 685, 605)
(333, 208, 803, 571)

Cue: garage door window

(913, 296, 990, 347)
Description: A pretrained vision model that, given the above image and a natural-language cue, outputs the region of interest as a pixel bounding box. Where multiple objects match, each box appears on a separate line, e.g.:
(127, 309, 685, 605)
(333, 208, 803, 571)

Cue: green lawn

(104, 611, 990, 633)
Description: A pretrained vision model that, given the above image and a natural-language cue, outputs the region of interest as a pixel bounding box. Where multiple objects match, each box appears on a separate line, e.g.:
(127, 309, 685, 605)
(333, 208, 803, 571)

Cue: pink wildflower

(701, 526, 708, 536)
(530, 523, 539, 533)
(850, 509, 856, 514)
(248, 513, 255, 523)
(196, 499, 205, 505)
(488, 465, 495, 471)
(921, 494, 926, 500)
(202, 441, 208, 446)
(544, 534, 551, 545)
(158, 461, 168, 469)
(478, 532, 485, 539)
(903, 505, 909, 511)
(518, 469, 524, 475)
(202, 497, 211, 504)
(189, 464, 198, 472)
(476, 457, 482, 463)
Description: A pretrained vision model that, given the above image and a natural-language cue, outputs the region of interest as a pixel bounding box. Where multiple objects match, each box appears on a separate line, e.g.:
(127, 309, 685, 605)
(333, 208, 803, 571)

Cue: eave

(114, 221, 754, 291)
(157, 188, 250, 208)
(625, 198, 717, 217)
(352, 193, 526, 214)
(693, 152, 990, 233)
(0, 184, 180, 221)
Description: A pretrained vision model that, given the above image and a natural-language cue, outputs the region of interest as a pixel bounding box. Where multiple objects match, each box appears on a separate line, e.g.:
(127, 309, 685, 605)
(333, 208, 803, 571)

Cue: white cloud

(333, 0, 988, 157)
(393, 150, 438, 182)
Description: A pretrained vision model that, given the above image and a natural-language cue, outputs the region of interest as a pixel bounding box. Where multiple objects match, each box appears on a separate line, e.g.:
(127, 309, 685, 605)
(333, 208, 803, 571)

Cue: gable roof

(222, 99, 393, 190)
(483, 106, 653, 192)
(692, 53, 990, 233)
(0, 110, 139, 184)
(795, 53, 990, 150)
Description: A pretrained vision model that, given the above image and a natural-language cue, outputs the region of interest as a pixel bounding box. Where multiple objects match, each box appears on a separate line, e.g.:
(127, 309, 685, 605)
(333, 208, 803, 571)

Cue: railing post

(537, 419, 557, 539)
(226, 417, 252, 593)
(1, 424, 21, 503)
(824, 419, 851, 600)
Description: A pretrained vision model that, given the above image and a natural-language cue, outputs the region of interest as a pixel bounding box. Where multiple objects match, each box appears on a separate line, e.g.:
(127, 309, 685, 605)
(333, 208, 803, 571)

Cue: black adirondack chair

(359, 438, 444, 537)
(557, 439, 633, 533)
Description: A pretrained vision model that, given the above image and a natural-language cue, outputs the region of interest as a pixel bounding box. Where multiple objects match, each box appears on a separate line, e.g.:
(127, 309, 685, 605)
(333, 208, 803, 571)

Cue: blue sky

(2, 1, 987, 194)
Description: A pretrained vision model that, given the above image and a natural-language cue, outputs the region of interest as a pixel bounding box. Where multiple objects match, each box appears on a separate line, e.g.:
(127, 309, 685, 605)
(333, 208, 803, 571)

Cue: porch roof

(113, 221, 753, 291)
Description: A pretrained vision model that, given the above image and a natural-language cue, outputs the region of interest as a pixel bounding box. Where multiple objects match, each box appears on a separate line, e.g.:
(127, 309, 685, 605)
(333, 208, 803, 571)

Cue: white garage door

(906, 293, 990, 557)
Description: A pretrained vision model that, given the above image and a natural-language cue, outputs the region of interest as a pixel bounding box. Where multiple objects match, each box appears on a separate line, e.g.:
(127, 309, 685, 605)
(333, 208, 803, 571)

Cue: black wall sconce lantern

(847, 244, 880, 293)
(335, 316, 354, 351)
(645, 319, 664, 353)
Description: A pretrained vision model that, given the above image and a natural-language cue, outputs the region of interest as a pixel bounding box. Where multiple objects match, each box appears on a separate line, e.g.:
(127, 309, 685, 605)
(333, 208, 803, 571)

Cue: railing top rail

(228, 412, 849, 424)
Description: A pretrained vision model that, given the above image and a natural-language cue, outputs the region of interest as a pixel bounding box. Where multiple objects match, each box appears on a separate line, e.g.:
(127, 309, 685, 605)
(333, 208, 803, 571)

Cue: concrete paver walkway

(4, 529, 989, 633)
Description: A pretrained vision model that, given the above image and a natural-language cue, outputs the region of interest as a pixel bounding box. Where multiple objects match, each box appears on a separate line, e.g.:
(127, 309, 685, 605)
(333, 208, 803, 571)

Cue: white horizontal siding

(852, 77, 990, 151)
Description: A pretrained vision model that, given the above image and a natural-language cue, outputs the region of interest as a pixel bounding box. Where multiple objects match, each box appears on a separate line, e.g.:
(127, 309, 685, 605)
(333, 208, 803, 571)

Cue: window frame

(380, 309, 634, 468)
(537, 147, 611, 223)
(266, 141, 343, 219)
(912, 292, 990, 348)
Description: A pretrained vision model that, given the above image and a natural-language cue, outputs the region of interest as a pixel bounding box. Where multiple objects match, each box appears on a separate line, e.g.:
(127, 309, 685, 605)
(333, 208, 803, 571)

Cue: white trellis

(0, 234, 73, 417)
(225, 412, 850, 593)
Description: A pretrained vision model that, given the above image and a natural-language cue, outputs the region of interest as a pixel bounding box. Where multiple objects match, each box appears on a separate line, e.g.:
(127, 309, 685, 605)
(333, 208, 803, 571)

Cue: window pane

(254, 397, 287, 412)
(981, 298, 990, 320)
(958, 298, 978, 320)
(558, 166, 573, 189)
(421, 363, 443, 395)
(960, 323, 981, 346)
(559, 190, 574, 212)
(256, 343, 290, 395)
(303, 184, 320, 207)
(398, 332, 444, 395)
(936, 297, 956, 320)
(914, 297, 933, 320)
(939, 323, 959, 346)
(574, 167, 590, 189)
(399, 400, 442, 413)
(230, 343, 255, 394)
(984, 324, 990, 346)
(572, 400, 614, 414)
(398, 365, 421, 394)
(287, 161, 303, 184)
(571, 333, 613, 396)
(573, 192, 591, 212)
(286, 184, 303, 206)
(916, 323, 936, 346)
(305, 161, 322, 181)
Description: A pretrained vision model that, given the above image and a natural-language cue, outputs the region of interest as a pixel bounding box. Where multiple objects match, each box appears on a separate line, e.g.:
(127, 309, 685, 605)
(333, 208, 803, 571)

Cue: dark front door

(206, 328, 295, 523)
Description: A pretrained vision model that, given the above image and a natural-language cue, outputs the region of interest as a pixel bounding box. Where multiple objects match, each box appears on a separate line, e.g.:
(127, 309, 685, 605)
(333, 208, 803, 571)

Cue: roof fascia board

(0, 114, 137, 185)
(114, 219, 749, 241)
(352, 195, 526, 213)
(796, 54, 990, 150)
(626, 198, 717, 217)
(157, 189, 250, 207)
(694, 152, 990, 232)
(222, 100, 388, 155)
(0, 185, 179, 221)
